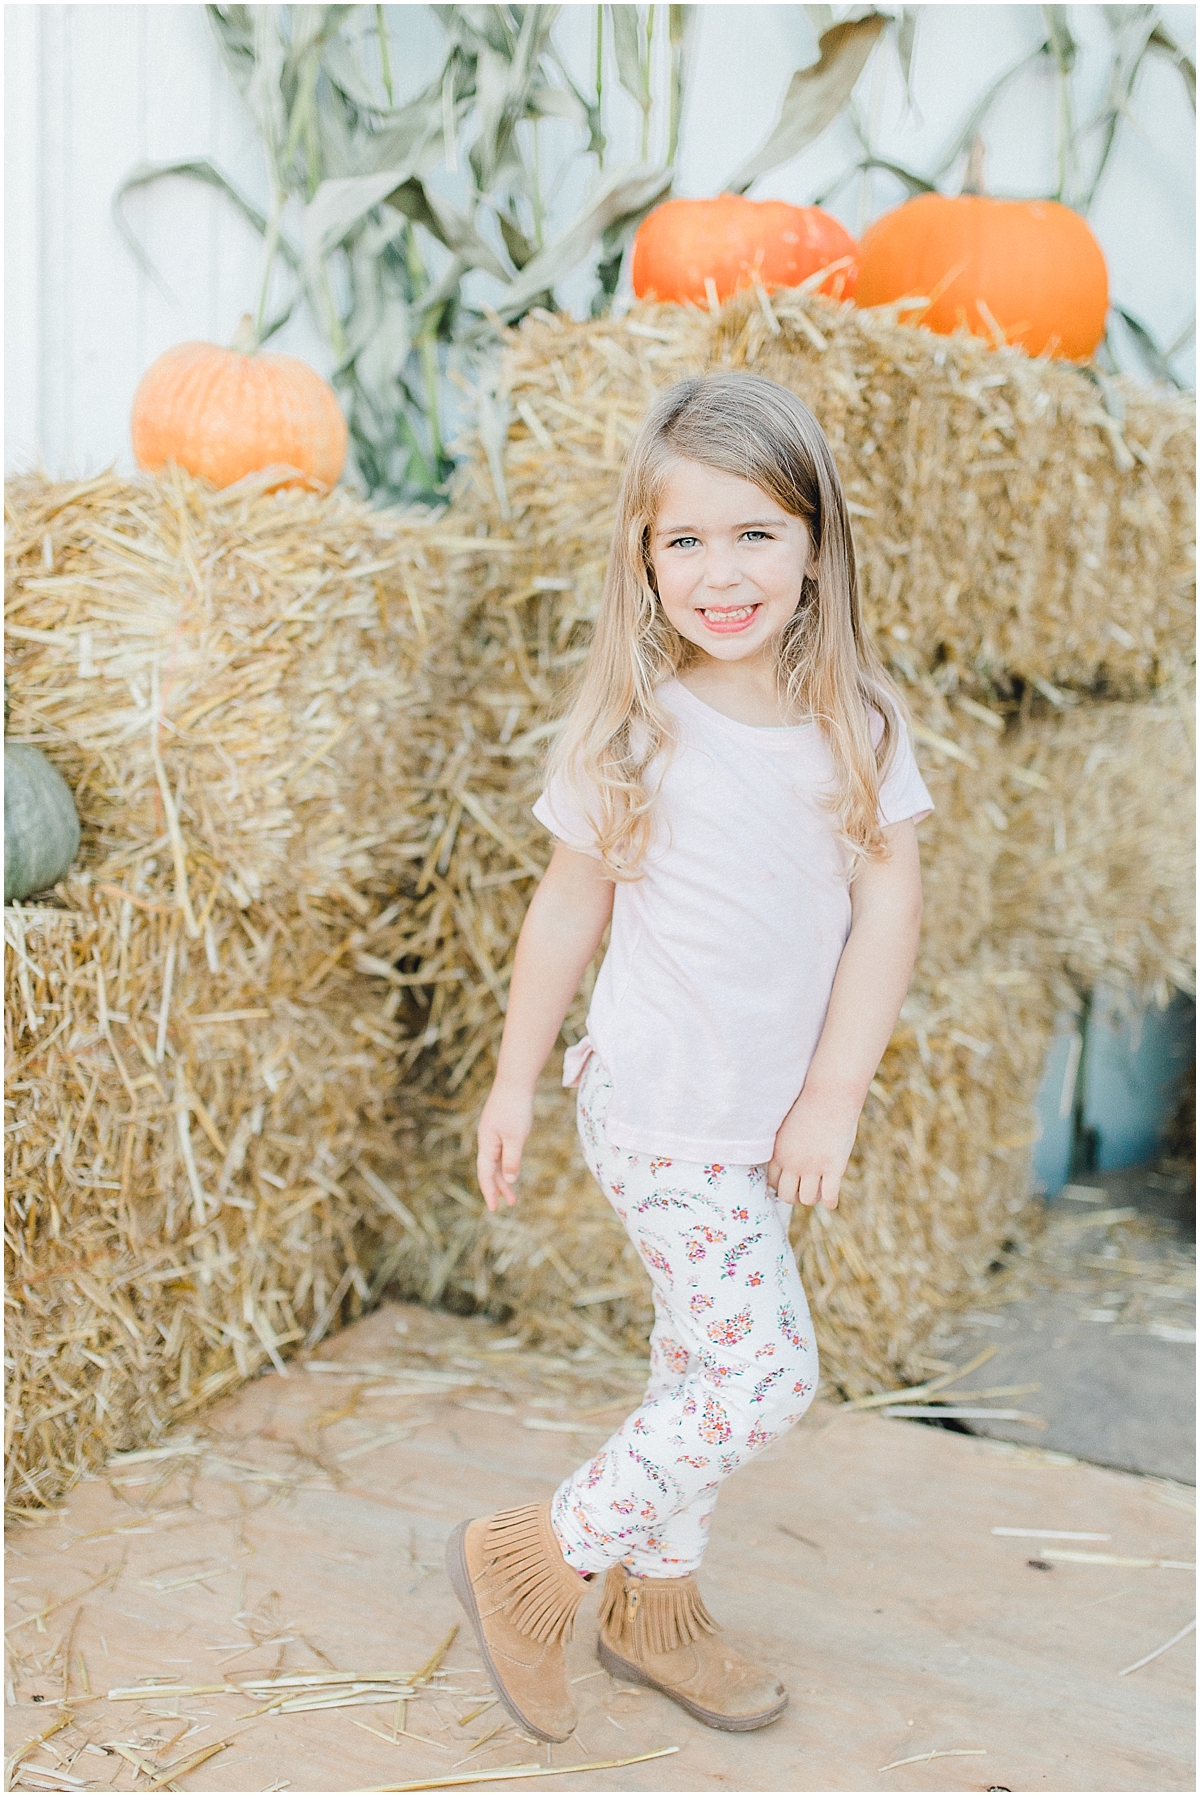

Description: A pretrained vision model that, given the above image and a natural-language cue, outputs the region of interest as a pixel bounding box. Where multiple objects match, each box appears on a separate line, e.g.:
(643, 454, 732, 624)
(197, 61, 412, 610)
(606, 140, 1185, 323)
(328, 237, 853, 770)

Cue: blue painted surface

(1031, 985, 1195, 1195)
(1031, 1028, 1079, 1196)
(1084, 985, 1195, 1171)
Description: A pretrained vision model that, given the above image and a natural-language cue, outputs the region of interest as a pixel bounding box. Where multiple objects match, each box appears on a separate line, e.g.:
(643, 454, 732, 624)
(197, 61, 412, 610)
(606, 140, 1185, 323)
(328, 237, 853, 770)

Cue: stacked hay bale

(4, 470, 467, 1513)
(382, 293, 1194, 1392)
(992, 683, 1195, 1004)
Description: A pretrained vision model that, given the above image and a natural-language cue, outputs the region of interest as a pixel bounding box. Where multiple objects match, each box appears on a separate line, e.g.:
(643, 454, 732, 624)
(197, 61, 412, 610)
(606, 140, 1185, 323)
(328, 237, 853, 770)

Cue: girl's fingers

(796, 1172, 822, 1207)
(478, 1143, 520, 1211)
(477, 1139, 503, 1212)
(498, 1143, 520, 1206)
(821, 1173, 841, 1211)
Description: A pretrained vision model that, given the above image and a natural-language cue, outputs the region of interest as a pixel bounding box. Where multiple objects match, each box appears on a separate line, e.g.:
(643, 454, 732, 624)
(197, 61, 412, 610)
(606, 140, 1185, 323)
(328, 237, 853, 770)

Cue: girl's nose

(703, 550, 742, 591)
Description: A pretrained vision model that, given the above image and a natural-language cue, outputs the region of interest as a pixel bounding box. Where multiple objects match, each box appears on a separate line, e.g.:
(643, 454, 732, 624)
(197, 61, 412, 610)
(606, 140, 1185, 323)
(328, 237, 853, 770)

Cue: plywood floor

(6, 1302, 1195, 1794)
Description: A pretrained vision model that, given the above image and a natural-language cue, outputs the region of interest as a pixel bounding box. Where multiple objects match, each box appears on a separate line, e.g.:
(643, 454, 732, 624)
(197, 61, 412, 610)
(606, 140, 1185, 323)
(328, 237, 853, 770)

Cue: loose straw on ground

(367, 1744, 681, 1792)
(878, 1746, 987, 1773)
(1118, 1616, 1196, 1676)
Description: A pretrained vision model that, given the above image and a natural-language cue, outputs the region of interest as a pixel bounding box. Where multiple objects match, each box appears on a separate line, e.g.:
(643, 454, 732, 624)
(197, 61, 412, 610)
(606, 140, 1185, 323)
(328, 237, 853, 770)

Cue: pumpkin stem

(231, 314, 259, 356)
(962, 136, 987, 197)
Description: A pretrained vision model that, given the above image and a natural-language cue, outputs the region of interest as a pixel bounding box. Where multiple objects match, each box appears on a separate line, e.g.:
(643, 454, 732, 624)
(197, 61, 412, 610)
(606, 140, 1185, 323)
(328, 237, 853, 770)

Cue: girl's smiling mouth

(699, 602, 761, 631)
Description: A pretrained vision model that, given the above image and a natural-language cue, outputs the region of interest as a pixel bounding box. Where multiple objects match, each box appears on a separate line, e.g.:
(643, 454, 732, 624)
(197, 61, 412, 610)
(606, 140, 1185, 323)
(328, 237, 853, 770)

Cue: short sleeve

(531, 765, 605, 860)
(872, 710, 934, 826)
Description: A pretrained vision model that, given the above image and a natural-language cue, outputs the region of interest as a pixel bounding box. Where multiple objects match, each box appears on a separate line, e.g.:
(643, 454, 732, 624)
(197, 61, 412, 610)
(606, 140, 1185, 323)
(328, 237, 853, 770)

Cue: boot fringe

(482, 1504, 587, 1646)
(596, 1569, 623, 1639)
(600, 1565, 721, 1657)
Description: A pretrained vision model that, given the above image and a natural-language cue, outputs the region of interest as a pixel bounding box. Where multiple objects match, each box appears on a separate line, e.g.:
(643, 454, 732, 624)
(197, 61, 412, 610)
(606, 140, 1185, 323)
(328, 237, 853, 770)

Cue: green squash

(5, 743, 81, 902)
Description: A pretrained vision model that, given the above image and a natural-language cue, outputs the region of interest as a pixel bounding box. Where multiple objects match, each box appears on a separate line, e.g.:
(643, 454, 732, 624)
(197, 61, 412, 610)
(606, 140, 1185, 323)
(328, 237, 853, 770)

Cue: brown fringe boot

(596, 1562, 788, 1731)
(445, 1502, 592, 1742)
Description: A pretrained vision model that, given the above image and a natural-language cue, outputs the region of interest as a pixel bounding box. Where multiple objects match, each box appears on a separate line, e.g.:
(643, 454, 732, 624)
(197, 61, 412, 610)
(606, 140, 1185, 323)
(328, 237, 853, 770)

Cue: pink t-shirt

(531, 676, 934, 1164)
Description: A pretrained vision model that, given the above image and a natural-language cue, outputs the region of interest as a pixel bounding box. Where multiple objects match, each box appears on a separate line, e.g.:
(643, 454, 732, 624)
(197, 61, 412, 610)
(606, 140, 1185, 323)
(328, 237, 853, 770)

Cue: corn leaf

(304, 169, 417, 269)
(1112, 304, 1189, 388)
(609, 5, 651, 112)
(895, 6, 919, 114)
(929, 41, 1046, 182)
(338, 49, 455, 176)
(497, 209, 537, 271)
(527, 83, 590, 125)
(1082, 6, 1160, 210)
(1148, 19, 1196, 106)
(1164, 315, 1196, 359)
(247, 7, 291, 165)
(725, 13, 887, 194)
(813, 152, 935, 209)
(111, 157, 292, 301)
(493, 161, 673, 321)
(385, 180, 514, 282)
(1042, 4, 1078, 74)
(321, 30, 394, 113)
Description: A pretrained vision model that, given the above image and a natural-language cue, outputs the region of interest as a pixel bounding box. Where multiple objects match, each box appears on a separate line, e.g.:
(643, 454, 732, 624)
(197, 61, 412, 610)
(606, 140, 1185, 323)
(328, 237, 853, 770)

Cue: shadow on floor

(918, 1161, 1196, 1483)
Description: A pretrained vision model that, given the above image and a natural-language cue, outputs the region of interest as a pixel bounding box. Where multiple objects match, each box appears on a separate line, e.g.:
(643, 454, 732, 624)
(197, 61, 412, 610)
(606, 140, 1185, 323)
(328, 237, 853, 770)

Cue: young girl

(446, 372, 932, 1742)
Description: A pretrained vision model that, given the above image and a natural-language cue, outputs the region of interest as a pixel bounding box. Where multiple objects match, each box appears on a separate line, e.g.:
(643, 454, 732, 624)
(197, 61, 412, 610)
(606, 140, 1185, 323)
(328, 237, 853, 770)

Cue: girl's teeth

(703, 605, 755, 620)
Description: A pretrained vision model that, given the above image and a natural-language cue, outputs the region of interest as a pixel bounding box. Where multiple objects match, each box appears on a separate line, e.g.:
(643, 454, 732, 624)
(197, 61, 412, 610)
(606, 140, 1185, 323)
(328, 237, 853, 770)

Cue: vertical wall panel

(66, 4, 146, 476)
(3, 6, 42, 473)
(37, 4, 74, 472)
(140, 7, 253, 372)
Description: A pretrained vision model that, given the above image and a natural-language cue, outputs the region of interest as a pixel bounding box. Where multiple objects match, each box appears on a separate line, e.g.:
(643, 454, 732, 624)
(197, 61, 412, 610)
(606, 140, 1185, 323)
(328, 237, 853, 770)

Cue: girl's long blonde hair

(540, 371, 910, 883)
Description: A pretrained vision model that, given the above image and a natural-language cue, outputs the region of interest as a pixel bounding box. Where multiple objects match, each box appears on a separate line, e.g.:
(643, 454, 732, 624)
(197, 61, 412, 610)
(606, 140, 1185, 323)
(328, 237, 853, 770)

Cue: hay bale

(993, 676, 1196, 1004)
(4, 470, 456, 903)
(459, 294, 1194, 700)
(3, 469, 469, 1514)
(5, 890, 412, 1512)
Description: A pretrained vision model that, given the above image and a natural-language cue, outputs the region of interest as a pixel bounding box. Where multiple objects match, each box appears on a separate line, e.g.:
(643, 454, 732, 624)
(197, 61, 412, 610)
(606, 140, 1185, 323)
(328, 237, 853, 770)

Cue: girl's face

(649, 460, 812, 669)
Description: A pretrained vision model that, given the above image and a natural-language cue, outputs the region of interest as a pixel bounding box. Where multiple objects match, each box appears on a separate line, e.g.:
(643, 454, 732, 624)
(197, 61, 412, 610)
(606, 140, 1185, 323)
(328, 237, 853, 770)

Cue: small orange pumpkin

(631, 195, 857, 306)
(855, 158, 1108, 361)
(131, 317, 348, 490)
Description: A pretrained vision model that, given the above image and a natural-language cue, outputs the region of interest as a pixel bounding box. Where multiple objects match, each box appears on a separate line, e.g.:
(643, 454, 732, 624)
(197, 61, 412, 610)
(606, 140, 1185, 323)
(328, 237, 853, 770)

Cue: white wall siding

(5, 4, 1195, 481)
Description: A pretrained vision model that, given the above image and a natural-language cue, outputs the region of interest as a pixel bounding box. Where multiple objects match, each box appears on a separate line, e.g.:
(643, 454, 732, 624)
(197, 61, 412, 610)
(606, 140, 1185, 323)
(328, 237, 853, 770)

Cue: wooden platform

(6, 1302, 1194, 1794)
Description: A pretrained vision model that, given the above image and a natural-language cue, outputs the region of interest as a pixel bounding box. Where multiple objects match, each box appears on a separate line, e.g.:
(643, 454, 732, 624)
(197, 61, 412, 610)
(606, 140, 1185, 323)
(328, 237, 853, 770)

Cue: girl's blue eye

(665, 530, 773, 547)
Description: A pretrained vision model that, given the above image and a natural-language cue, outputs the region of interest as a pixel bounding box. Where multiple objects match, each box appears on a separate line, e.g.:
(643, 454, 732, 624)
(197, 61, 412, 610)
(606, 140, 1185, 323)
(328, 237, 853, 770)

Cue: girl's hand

(477, 1082, 535, 1212)
(766, 1085, 863, 1211)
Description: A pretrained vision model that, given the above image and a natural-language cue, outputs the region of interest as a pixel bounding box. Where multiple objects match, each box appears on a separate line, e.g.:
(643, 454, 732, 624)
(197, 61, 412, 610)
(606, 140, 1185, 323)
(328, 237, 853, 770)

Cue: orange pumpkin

(631, 196, 857, 306)
(131, 318, 348, 490)
(855, 190, 1108, 362)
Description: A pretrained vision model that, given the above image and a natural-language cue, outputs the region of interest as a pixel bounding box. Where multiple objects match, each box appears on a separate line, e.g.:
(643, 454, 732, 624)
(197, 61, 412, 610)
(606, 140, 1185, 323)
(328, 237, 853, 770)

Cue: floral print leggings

(550, 1044, 819, 1578)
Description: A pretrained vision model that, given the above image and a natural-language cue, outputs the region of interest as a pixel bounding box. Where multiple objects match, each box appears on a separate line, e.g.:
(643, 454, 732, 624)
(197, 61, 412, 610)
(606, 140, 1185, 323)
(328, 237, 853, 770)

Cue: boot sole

(597, 1635, 789, 1732)
(445, 1519, 576, 1745)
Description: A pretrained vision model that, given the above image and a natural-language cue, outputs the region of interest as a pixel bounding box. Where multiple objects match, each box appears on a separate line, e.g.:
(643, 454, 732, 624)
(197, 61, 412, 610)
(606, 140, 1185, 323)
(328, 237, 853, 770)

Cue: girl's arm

(767, 818, 923, 1210)
(478, 843, 615, 1211)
